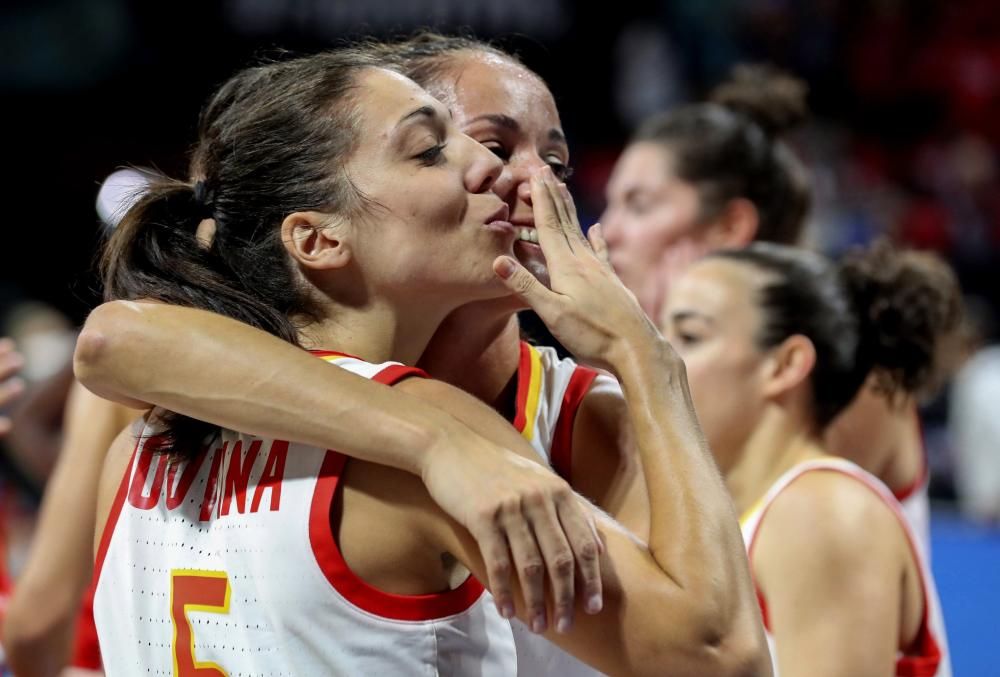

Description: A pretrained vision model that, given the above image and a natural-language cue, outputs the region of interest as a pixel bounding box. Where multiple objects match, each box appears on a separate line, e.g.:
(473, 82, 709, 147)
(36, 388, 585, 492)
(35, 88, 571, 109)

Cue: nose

(513, 157, 549, 207)
(465, 138, 504, 194)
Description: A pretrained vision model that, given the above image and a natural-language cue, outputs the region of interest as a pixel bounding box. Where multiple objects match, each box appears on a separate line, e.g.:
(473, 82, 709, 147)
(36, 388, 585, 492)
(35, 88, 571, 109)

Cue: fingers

(0, 377, 25, 411)
(588, 223, 611, 266)
(557, 497, 604, 616)
(471, 522, 517, 621)
(523, 492, 577, 633)
(494, 256, 563, 317)
(501, 504, 548, 633)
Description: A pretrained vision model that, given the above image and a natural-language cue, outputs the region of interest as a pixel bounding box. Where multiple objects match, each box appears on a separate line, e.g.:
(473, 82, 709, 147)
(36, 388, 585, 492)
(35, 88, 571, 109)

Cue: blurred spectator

(950, 297, 1000, 523)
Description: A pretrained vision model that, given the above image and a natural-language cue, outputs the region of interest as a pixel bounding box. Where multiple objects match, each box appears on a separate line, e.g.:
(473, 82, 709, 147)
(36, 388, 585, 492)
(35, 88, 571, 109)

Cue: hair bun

(710, 63, 809, 136)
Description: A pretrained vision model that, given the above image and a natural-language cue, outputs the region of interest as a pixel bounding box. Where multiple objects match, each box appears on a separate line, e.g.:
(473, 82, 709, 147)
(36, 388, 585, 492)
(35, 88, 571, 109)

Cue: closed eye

(415, 143, 447, 165)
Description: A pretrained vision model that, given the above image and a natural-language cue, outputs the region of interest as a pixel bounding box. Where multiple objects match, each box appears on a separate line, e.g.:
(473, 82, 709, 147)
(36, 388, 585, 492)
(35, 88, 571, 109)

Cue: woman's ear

(706, 197, 760, 249)
(280, 211, 352, 271)
(760, 334, 816, 400)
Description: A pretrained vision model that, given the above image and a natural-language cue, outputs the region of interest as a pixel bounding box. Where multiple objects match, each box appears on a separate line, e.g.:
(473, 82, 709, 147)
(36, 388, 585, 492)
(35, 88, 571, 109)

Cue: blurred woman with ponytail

(662, 240, 954, 676)
(601, 64, 812, 321)
(603, 63, 955, 558)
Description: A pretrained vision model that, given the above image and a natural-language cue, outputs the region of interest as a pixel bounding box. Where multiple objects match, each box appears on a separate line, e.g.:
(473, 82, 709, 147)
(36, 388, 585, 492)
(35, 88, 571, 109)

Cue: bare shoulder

(94, 415, 146, 553)
(755, 468, 902, 576)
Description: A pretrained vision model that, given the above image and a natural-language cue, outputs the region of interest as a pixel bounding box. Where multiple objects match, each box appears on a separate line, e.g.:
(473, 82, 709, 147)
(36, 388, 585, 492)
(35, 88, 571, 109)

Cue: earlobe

(761, 335, 816, 399)
(280, 211, 351, 271)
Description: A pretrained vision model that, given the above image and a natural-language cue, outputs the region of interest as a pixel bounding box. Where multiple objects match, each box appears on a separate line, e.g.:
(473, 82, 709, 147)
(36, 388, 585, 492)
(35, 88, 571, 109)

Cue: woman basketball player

(657, 241, 953, 675)
(92, 51, 767, 675)
(601, 64, 950, 556)
(78, 34, 653, 659)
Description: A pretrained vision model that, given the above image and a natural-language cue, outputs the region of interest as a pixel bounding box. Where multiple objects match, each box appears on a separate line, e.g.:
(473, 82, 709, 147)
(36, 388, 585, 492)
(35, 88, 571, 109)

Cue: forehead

(608, 142, 671, 193)
(442, 54, 561, 130)
(669, 258, 763, 327)
(353, 67, 443, 136)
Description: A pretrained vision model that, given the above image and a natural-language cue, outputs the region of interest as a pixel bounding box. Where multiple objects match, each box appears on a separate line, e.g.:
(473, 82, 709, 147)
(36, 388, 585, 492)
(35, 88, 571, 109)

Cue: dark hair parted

(101, 49, 380, 455)
(710, 241, 962, 429)
(634, 64, 811, 245)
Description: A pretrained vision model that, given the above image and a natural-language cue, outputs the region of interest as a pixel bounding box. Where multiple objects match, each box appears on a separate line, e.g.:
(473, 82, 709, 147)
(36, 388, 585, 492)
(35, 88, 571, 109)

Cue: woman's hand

(410, 378, 604, 634)
(0, 337, 25, 436)
(493, 166, 666, 374)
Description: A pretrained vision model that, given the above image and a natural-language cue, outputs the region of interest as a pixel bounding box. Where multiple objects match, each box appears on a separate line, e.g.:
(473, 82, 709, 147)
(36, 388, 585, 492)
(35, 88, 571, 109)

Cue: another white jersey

(509, 341, 614, 677)
(740, 457, 951, 677)
(94, 353, 517, 677)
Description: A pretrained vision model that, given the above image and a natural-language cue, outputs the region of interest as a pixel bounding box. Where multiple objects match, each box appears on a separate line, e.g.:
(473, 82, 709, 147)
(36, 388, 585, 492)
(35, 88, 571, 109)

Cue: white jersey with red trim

(93, 354, 517, 677)
(510, 341, 614, 677)
(740, 457, 951, 677)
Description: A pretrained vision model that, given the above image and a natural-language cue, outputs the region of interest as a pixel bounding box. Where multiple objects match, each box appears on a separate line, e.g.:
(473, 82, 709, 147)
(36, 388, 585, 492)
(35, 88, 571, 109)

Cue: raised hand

(493, 166, 664, 374)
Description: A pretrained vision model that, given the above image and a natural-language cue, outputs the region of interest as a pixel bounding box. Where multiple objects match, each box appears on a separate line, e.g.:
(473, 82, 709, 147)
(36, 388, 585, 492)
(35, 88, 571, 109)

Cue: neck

(724, 406, 827, 517)
(418, 299, 522, 409)
(298, 298, 452, 367)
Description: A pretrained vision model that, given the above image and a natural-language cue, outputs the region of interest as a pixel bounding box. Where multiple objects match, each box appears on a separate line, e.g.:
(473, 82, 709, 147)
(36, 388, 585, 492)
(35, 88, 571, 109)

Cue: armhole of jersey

(307, 361, 486, 622)
(550, 367, 598, 483)
(747, 464, 942, 673)
(93, 435, 144, 587)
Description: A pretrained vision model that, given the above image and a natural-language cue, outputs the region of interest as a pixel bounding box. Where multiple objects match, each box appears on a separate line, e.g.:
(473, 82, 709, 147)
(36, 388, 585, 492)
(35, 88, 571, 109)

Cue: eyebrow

(671, 310, 713, 325)
(467, 113, 568, 146)
(395, 105, 438, 130)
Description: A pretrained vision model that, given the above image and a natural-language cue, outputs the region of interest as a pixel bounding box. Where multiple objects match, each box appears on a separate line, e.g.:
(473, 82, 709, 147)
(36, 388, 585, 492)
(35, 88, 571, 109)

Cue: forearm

(611, 338, 753, 626)
(75, 301, 448, 476)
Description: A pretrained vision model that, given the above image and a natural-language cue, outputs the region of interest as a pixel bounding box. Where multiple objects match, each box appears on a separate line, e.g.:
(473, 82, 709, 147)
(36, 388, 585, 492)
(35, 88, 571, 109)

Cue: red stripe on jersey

(748, 465, 942, 675)
(70, 581, 102, 670)
(512, 342, 533, 434)
(93, 436, 144, 585)
(308, 361, 482, 621)
(550, 367, 598, 482)
(309, 451, 485, 621)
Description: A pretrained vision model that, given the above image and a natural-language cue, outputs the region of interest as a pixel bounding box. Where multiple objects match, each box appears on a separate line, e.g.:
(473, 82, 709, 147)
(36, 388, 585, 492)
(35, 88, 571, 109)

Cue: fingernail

(556, 614, 572, 634)
(531, 613, 547, 633)
(586, 594, 603, 614)
(495, 257, 516, 280)
(500, 601, 515, 619)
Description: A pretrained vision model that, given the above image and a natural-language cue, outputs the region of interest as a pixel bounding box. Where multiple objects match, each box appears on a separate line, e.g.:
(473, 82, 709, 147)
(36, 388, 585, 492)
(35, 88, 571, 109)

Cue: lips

(485, 203, 511, 225)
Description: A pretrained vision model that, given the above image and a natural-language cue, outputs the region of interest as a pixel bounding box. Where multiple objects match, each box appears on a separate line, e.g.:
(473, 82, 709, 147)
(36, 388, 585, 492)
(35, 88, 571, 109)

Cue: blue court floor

(931, 507, 1000, 676)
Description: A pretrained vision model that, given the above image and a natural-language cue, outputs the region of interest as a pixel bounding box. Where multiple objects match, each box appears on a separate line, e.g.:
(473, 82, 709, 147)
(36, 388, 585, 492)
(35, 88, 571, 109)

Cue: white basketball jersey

(509, 341, 614, 677)
(94, 353, 517, 676)
(740, 457, 951, 677)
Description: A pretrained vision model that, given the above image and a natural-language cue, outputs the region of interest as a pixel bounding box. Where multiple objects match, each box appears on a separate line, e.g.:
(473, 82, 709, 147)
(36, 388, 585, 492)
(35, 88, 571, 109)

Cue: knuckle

(523, 489, 548, 510)
(553, 554, 575, 577)
(579, 541, 600, 563)
(490, 559, 511, 579)
(521, 561, 544, 580)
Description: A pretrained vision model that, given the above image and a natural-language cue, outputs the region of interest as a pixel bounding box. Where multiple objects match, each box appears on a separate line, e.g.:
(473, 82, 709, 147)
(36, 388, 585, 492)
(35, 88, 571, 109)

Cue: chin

(514, 242, 551, 288)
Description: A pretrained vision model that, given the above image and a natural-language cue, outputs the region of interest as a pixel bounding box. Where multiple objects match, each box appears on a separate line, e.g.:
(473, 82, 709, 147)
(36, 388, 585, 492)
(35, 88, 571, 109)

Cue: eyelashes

(415, 143, 446, 165)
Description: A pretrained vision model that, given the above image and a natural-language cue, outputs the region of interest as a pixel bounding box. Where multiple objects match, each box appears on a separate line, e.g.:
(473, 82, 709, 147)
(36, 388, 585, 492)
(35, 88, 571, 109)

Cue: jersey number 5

(170, 569, 231, 677)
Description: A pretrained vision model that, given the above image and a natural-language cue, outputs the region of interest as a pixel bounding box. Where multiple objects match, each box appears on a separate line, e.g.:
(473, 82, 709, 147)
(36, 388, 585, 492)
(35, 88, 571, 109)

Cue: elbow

(74, 301, 134, 389)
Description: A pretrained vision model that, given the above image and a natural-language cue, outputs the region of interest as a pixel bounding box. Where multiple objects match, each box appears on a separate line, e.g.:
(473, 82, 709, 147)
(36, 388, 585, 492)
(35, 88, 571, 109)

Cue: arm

(4, 383, 140, 677)
(753, 473, 906, 677)
(74, 300, 602, 627)
(569, 380, 649, 537)
(386, 375, 768, 676)
(480, 167, 768, 674)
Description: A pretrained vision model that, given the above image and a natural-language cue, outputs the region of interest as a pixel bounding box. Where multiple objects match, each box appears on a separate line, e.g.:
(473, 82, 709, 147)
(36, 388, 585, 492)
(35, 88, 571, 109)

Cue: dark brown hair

(102, 49, 380, 454)
(634, 64, 811, 245)
(710, 241, 962, 428)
